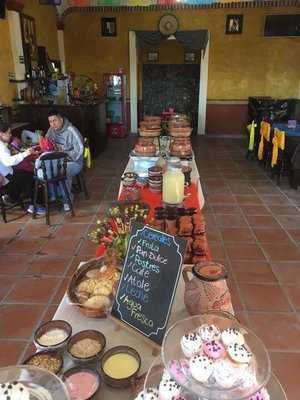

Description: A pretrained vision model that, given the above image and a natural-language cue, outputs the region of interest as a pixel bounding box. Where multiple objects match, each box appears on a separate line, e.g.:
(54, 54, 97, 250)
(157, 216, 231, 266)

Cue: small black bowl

(67, 330, 106, 364)
(100, 346, 141, 388)
(63, 366, 101, 400)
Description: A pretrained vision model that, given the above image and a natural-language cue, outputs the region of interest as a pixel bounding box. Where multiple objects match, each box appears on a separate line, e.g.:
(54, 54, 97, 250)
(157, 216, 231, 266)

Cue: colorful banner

(67, 0, 256, 6)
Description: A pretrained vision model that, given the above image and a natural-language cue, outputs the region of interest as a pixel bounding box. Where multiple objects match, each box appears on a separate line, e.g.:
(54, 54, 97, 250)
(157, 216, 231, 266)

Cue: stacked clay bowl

(169, 126, 193, 138)
(139, 116, 161, 137)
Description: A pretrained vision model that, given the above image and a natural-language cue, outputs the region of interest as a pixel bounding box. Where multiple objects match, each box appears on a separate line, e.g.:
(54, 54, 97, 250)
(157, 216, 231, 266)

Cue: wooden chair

(246, 120, 257, 160)
(0, 185, 25, 223)
(33, 151, 74, 225)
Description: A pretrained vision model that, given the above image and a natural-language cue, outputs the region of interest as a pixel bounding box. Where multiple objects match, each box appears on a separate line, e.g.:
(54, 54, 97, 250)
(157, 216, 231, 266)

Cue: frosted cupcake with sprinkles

(180, 332, 202, 358)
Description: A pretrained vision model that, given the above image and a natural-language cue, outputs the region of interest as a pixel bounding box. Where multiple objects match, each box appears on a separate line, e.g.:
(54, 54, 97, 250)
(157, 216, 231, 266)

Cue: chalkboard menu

(111, 224, 186, 346)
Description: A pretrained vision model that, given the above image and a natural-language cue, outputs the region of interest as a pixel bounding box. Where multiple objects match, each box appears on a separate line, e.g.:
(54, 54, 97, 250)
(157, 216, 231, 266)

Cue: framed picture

(101, 17, 117, 37)
(20, 14, 37, 60)
(184, 52, 196, 63)
(147, 51, 159, 63)
(226, 14, 243, 35)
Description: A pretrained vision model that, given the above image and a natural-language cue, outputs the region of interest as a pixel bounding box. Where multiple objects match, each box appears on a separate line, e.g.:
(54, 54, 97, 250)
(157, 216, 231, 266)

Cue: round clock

(158, 14, 179, 36)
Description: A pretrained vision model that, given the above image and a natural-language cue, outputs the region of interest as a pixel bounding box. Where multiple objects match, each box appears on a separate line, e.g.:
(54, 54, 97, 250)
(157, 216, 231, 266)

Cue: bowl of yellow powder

(100, 346, 141, 388)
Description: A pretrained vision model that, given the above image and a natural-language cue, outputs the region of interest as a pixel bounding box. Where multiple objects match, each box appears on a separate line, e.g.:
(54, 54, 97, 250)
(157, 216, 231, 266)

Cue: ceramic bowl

(34, 319, 72, 351)
(67, 329, 106, 363)
(100, 346, 141, 388)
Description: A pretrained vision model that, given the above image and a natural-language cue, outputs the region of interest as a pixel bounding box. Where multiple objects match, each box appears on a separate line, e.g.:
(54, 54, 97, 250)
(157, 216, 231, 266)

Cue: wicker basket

(67, 257, 120, 318)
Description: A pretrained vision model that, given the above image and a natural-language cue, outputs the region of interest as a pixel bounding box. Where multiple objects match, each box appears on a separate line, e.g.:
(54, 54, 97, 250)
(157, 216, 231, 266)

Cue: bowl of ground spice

(24, 350, 63, 375)
(67, 330, 106, 363)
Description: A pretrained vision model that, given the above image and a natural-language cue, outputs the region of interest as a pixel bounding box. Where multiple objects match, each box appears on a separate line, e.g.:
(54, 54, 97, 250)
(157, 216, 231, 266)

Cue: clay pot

(183, 262, 234, 316)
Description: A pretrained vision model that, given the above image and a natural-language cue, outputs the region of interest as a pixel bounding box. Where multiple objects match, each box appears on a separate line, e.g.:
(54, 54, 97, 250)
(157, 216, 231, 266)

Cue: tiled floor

(1, 136, 300, 399)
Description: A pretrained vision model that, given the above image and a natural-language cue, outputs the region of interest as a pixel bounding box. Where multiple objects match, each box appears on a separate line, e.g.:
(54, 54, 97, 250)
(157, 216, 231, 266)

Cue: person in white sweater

(0, 121, 45, 215)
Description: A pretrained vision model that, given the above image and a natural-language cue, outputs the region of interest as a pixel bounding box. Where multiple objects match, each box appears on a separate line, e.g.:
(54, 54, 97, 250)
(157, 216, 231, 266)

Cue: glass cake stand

(162, 312, 271, 400)
(144, 355, 287, 400)
(0, 365, 70, 400)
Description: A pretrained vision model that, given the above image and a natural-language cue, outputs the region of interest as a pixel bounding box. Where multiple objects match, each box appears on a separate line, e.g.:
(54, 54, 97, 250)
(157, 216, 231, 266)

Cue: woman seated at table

(0, 121, 45, 215)
(35, 108, 84, 212)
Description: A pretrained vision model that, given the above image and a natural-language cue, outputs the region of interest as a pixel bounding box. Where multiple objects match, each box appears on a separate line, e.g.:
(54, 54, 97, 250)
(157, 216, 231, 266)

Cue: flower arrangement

(89, 202, 149, 260)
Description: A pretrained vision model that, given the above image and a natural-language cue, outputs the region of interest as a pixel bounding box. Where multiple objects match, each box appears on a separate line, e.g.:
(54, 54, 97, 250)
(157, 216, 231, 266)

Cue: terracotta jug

(183, 262, 234, 316)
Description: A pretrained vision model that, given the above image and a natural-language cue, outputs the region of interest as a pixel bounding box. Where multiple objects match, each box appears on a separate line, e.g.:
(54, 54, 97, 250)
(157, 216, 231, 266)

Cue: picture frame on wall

(20, 14, 37, 60)
(226, 14, 243, 35)
(147, 50, 159, 63)
(184, 52, 196, 63)
(101, 17, 117, 37)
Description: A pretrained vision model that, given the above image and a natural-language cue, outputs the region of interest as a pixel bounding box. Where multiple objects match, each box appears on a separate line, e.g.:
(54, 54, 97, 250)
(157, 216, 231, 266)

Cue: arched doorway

(129, 30, 210, 135)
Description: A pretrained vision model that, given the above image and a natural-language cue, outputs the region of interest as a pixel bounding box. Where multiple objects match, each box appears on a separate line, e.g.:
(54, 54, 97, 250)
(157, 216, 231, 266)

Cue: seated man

(0, 121, 45, 215)
(42, 108, 84, 212)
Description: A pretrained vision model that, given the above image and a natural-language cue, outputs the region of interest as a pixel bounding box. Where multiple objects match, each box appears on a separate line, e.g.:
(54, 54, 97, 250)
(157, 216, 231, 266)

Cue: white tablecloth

(53, 274, 189, 400)
(53, 155, 204, 399)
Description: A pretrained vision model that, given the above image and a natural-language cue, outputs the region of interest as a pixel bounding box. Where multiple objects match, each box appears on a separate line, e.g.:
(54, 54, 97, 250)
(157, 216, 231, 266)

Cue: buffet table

(118, 155, 205, 210)
(53, 153, 206, 399)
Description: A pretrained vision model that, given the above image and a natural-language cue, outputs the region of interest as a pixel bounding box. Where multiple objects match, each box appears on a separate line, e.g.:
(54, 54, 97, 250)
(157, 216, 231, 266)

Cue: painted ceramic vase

(183, 262, 234, 316)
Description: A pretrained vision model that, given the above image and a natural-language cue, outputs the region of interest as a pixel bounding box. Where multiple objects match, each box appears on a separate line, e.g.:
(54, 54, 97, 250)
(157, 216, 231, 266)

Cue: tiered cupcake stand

(143, 312, 287, 400)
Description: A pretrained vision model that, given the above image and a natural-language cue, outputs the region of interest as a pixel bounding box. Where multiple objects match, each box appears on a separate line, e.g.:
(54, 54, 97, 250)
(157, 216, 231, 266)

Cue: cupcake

(189, 355, 214, 383)
(213, 359, 243, 388)
(221, 328, 245, 346)
(0, 382, 30, 400)
(203, 340, 225, 360)
(198, 324, 220, 342)
(180, 332, 202, 358)
(142, 388, 159, 400)
(248, 388, 270, 400)
(158, 379, 181, 400)
(227, 343, 252, 364)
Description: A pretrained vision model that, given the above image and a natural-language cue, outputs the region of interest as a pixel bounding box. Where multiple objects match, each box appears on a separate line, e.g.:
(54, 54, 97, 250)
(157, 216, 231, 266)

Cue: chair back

(271, 128, 285, 167)
(258, 121, 271, 160)
(83, 137, 92, 169)
(36, 151, 68, 181)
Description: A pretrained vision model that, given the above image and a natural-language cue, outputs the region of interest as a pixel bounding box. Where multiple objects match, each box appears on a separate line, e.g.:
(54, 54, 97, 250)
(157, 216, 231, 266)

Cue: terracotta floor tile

(0, 340, 28, 368)
(0, 275, 17, 301)
(215, 214, 248, 227)
(245, 215, 281, 228)
(25, 255, 71, 276)
(221, 227, 255, 243)
(0, 224, 23, 240)
(252, 228, 292, 243)
(41, 304, 59, 323)
(19, 224, 55, 238)
(2, 238, 45, 255)
(234, 311, 250, 327)
(6, 277, 60, 303)
(0, 255, 33, 274)
(268, 205, 300, 215)
(206, 228, 222, 243)
(276, 215, 300, 229)
(238, 283, 291, 311)
(208, 244, 226, 260)
(260, 243, 300, 261)
(77, 239, 98, 257)
(286, 229, 300, 242)
(207, 194, 237, 205)
(247, 312, 300, 350)
(0, 304, 45, 339)
(240, 205, 271, 216)
(211, 205, 241, 214)
(235, 195, 263, 205)
(40, 237, 82, 255)
(271, 262, 300, 285)
(230, 260, 277, 283)
(259, 195, 292, 205)
(284, 286, 300, 311)
(64, 212, 96, 224)
(270, 352, 300, 400)
(54, 223, 90, 238)
(225, 243, 266, 261)
(51, 277, 71, 304)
